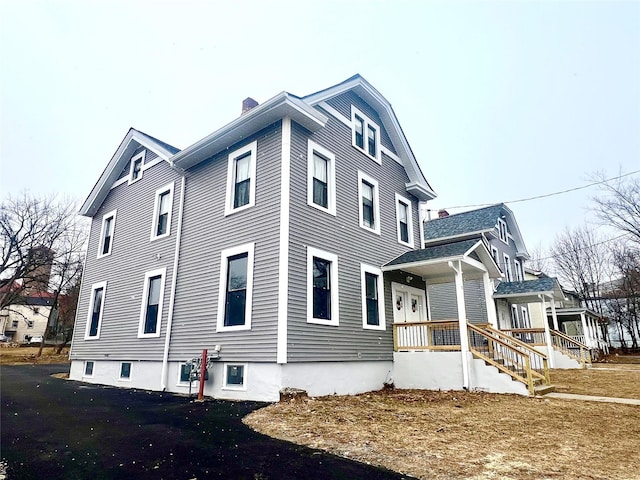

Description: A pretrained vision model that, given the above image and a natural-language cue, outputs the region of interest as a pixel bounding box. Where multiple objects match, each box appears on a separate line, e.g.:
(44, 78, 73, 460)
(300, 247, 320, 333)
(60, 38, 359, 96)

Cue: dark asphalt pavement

(0, 364, 412, 480)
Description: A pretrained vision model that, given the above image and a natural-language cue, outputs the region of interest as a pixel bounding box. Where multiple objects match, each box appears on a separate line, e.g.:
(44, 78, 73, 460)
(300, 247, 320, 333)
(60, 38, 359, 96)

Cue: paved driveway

(1, 365, 411, 480)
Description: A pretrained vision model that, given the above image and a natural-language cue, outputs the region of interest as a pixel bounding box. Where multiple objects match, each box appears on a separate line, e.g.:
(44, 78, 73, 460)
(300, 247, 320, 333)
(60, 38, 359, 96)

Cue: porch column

(482, 271, 498, 329)
(449, 260, 470, 390)
(580, 312, 590, 347)
(550, 301, 559, 331)
(539, 294, 555, 368)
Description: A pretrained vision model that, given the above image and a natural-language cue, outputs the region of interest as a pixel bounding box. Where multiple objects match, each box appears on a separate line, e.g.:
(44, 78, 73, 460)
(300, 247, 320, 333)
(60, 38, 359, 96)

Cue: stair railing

(467, 324, 551, 395)
(550, 329, 592, 367)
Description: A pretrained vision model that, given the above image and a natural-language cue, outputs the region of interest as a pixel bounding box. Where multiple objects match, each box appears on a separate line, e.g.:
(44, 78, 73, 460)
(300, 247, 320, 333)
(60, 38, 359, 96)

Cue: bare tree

(0, 193, 87, 352)
(591, 172, 640, 245)
(603, 244, 640, 350)
(526, 242, 550, 274)
(550, 225, 610, 314)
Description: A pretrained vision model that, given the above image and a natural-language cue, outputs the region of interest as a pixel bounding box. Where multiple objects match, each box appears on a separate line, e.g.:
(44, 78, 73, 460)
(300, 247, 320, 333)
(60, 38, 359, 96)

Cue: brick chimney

(438, 209, 450, 218)
(242, 97, 259, 114)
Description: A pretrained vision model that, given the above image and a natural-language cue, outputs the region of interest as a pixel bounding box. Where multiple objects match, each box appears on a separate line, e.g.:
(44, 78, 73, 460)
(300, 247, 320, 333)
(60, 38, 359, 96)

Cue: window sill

(150, 233, 171, 242)
(352, 144, 381, 164)
(216, 324, 252, 333)
(363, 324, 386, 331)
(307, 202, 336, 217)
(307, 318, 339, 327)
(224, 203, 255, 217)
(359, 224, 381, 236)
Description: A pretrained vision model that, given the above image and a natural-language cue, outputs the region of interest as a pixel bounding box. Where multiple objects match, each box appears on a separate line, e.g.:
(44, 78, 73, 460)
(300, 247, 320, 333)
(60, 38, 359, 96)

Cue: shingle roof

(424, 204, 505, 241)
(494, 277, 560, 295)
(137, 130, 181, 154)
(385, 239, 479, 267)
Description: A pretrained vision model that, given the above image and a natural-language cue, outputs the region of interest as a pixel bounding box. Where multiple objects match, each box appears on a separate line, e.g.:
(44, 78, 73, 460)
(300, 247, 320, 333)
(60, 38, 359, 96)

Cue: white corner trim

(357, 171, 381, 236)
(224, 141, 258, 217)
(216, 242, 255, 332)
(306, 246, 340, 326)
(360, 264, 386, 331)
(137, 267, 167, 338)
(277, 118, 291, 364)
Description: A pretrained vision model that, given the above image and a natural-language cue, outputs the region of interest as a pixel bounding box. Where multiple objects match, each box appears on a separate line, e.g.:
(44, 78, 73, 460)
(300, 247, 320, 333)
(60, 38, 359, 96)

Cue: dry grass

(245, 368, 640, 480)
(0, 346, 70, 365)
(551, 367, 640, 399)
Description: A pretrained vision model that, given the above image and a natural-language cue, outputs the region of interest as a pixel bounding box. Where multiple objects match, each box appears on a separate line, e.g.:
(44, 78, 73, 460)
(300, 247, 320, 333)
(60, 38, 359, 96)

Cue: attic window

(497, 218, 508, 244)
(128, 151, 145, 184)
(351, 106, 381, 163)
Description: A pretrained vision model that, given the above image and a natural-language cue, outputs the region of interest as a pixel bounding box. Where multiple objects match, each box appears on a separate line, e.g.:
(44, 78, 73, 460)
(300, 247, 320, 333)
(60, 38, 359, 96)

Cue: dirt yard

(0, 346, 70, 365)
(245, 366, 640, 480)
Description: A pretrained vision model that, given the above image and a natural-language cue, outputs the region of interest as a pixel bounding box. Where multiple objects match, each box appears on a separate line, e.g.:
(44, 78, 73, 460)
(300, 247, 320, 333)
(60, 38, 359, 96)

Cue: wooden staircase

(468, 324, 553, 395)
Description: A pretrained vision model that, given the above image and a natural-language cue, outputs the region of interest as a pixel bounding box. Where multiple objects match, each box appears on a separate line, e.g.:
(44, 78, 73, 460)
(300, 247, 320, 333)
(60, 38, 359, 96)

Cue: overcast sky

(1, 0, 638, 259)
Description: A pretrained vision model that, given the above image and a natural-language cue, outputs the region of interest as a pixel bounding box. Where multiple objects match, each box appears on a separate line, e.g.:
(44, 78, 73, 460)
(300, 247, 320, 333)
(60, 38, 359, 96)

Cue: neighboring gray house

(69, 75, 438, 401)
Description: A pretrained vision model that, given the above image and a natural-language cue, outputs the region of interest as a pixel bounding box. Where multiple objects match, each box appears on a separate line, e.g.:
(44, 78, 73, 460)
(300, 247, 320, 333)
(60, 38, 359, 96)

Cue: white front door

(392, 283, 427, 324)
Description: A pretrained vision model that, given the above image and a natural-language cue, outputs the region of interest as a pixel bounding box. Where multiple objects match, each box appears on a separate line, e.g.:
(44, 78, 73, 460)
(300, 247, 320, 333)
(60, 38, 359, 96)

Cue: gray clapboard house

(69, 75, 441, 400)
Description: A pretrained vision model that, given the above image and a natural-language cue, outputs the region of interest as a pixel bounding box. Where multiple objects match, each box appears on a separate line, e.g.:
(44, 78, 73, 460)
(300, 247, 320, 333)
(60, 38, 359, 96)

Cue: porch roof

(493, 278, 565, 303)
(382, 239, 502, 283)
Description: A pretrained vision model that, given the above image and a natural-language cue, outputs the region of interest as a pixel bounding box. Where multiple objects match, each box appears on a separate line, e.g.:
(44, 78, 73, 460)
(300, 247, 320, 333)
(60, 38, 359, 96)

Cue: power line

(532, 233, 632, 262)
(440, 169, 640, 211)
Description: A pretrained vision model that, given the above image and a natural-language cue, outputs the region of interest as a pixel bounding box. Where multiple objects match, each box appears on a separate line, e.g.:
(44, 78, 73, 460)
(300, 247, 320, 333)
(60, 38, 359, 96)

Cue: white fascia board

(381, 254, 464, 273)
(423, 230, 490, 246)
(79, 129, 177, 217)
(493, 290, 554, 299)
(501, 205, 530, 260)
(306, 76, 436, 201)
(171, 93, 327, 171)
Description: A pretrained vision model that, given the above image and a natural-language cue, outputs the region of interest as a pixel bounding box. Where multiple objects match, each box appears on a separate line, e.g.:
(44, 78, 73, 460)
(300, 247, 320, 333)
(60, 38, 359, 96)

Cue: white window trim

(497, 218, 508, 244)
(119, 362, 132, 381)
(307, 246, 339, 326)
(514, 259, 522, 281)
(503, 253, 512, 282)
(224, 141, 257, 216)
(357, 171, 380, 235)
(137, 267, 167, 338)
(177, 363, 192, 385)
(150, 182, 174, 241)
(97, 209, 117, 259)
(85, 281, 107, 340)
(351, 105, 381, 164)
(521, 306, 530, 328)
(490, 246, 499, 265)
(216, 243, 255, 332)
(511, 304, 519, 326)
(128, 151, 146, 185)
(84, 361, 95, 378)
(394, 193, 414, 248)
(360, 264, 386, 331)
(222, 363, 248, 391)
(306, 140, 336, 216)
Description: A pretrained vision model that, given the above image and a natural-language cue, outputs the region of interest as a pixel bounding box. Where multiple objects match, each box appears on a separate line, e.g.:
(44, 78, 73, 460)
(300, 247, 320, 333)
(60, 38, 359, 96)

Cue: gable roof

(384, 238, 480, 266)
(494, 277, 564, 302)
(79, 128, 181, 217)
(424, 203, 529, 259)
(304, 74, 436, 201)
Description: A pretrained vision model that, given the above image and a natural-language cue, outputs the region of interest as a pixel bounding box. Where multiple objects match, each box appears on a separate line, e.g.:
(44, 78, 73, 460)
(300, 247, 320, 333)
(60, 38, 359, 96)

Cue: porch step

(534, 384, 555, 396)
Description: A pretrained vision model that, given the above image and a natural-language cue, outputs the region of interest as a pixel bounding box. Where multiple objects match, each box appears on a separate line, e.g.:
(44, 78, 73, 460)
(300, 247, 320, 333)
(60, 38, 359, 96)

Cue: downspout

(161, 174, 186, 390)
(448, 260, 470, 390)
(539, 294, 555, 368)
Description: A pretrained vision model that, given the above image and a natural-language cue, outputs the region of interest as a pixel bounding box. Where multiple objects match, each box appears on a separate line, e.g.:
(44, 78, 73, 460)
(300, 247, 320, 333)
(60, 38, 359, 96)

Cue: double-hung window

(358, 171, 380, 235)
(98, 210, 117, 258)
(128, 151, 145, 184)
(491, 246, 499, 265)
(497, 218, 508, 244)
(225, 142, 257, 216)
(217, 243, 255, 332)
(307, 140, 336, 215)
(138, 268, 166, 338)
(151, 183, 174, 241)
(514, 259, 523, 281)
(307, 247, 339, 326)
(503, 253, 512, 282)
(361, 264, 385, 330)
(351, 106, 381, 163)
(395, 193, 414, 247)
(85, 282, 107, 339)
